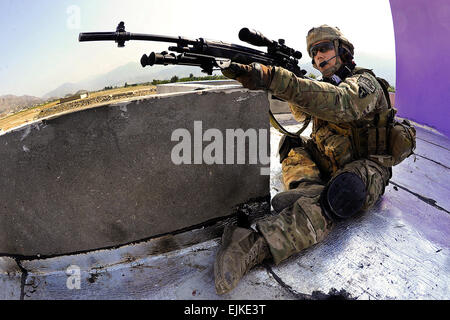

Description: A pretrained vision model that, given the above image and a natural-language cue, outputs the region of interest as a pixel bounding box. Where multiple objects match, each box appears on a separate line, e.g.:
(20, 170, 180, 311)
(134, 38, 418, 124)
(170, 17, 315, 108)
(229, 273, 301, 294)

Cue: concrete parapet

(157, 81, 291, 114)
(0, 89, 270, 256)
(156, 80, 241, 94)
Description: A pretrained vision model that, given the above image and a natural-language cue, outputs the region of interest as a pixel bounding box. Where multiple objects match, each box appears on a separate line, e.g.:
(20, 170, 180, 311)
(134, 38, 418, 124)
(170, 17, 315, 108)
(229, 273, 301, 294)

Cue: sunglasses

(310, 42, 334, 57)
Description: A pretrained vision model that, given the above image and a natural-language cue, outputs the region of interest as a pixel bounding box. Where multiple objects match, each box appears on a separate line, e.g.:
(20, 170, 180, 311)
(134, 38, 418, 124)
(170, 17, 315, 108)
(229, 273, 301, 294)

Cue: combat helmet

(306, 25, 354, 77)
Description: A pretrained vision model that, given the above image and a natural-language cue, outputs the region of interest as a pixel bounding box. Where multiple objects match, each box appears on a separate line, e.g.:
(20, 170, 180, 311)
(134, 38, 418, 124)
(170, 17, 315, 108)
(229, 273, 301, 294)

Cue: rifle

(79, 22, 311, 137)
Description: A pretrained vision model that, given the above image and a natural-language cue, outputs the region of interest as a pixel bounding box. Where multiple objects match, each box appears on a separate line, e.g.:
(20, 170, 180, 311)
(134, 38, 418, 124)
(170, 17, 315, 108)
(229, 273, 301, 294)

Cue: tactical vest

(311, 67, 416, 170)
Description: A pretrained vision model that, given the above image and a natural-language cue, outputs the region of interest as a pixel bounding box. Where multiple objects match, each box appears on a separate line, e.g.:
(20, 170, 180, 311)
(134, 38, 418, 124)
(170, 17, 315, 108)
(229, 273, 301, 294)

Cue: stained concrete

(19, 239, 293, 300)
(0, 89, 270, 257)
(0, 257, 22, 300)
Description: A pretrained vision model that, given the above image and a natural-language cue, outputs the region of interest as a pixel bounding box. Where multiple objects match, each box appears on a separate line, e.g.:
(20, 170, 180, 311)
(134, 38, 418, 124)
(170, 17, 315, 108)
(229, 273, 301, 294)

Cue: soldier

(215, 25, 395, 295)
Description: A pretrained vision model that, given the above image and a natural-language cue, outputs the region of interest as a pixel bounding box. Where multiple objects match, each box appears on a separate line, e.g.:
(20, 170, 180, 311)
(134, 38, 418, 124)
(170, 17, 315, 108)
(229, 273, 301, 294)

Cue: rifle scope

(239, 28, 302, 60)
(239, 28, 273, 47)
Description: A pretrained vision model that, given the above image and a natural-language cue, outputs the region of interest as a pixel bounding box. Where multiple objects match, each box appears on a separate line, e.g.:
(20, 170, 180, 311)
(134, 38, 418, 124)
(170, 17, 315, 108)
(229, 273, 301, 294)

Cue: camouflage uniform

(257, 67, 392, 264)
(215, 25, 397, 294)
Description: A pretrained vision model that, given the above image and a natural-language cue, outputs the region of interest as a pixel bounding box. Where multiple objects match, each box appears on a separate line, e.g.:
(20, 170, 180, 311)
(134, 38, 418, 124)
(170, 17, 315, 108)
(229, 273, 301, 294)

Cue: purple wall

(390, 0, 450, 137)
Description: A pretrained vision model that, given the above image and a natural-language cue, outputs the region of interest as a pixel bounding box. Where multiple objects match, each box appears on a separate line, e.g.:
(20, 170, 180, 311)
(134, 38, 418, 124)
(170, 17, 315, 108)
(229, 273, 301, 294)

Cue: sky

(0, 0, 396, 97)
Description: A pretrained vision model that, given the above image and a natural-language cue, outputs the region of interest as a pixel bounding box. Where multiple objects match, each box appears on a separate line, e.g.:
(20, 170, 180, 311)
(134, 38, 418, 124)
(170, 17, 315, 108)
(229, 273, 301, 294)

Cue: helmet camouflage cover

(306, 25, 354, 77)
(306, 25, 354, 57)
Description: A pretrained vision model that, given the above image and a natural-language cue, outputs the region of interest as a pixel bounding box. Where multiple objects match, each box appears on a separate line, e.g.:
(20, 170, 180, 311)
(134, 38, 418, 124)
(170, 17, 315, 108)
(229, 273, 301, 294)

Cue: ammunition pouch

(350, 109, 416, 167)
(320, 172, 367, 220)
(386, 119, 416, 166)
(350, 69, 416, 167)
(351, 108, 394, 163)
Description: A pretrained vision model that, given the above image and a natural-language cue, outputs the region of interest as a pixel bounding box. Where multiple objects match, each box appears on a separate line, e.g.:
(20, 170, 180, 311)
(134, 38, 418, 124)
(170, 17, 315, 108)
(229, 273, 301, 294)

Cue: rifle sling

(269, 110, 310, 138)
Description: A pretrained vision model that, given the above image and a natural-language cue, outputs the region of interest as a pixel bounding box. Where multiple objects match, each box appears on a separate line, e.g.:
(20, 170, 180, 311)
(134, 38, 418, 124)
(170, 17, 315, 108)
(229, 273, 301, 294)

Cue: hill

(0, 95, 43, 115)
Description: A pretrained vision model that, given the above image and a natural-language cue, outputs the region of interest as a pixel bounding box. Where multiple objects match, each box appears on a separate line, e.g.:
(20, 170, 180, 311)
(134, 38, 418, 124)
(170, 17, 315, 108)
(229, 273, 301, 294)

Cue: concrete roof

(1, 118, 448, 300)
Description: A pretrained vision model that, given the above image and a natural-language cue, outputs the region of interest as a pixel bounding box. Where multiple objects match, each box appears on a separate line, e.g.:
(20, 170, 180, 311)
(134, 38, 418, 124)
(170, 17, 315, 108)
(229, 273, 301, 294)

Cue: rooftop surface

(1, 114, 448, 300)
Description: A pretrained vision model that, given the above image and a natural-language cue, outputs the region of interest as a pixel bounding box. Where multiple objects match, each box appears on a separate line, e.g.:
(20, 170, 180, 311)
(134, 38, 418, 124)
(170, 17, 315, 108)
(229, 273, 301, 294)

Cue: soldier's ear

(339, 45, 354, 60)
(339, 46, 354, 64)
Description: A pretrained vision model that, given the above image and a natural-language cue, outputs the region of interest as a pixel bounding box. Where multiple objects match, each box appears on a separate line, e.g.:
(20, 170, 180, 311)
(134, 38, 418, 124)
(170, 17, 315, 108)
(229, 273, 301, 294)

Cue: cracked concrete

(389, 181, 449, 214)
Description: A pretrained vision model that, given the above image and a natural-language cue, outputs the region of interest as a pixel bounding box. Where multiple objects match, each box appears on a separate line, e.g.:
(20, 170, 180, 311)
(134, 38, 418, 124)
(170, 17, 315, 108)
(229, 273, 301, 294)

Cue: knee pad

(320, 172, 367, 220)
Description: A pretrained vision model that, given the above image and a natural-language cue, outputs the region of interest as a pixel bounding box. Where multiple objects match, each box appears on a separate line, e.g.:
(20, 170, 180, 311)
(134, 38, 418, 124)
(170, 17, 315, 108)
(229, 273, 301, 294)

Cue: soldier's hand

(221, 62, 273, 90)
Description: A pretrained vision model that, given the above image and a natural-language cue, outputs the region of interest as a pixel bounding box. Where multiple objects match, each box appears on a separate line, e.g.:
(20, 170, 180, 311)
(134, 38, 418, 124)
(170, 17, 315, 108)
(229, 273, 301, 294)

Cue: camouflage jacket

(269, 66, 390, 173)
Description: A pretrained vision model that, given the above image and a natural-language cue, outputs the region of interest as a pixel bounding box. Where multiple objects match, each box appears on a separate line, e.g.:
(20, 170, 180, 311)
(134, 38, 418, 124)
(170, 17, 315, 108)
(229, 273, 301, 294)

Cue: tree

(170, 75, 179, 83)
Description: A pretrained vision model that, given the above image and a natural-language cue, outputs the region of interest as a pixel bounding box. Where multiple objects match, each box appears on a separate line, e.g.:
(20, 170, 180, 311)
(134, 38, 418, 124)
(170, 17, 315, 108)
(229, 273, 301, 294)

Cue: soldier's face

(312, 41, 337, 74)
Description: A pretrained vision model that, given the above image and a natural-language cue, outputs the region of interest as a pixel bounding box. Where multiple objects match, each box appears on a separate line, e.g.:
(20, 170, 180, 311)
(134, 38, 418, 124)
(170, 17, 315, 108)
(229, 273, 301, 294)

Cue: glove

(221, 62, 274, 90)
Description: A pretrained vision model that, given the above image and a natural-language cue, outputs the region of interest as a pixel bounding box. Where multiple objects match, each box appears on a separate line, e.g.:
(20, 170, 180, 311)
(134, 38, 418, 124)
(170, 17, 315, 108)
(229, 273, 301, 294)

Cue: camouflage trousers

(257, 138, 391, 265)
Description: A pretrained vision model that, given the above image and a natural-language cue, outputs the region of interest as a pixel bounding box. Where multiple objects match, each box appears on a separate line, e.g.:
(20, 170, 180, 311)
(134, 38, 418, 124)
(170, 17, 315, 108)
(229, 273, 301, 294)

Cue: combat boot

(271, 182, 324, 213)
(214, 225, 271, 295)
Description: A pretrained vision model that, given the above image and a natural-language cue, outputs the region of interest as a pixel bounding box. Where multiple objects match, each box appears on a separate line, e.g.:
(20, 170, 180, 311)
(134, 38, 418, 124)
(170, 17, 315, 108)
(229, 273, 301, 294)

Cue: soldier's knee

(322, 159, 391, 218)
(321, 171, 367, 220)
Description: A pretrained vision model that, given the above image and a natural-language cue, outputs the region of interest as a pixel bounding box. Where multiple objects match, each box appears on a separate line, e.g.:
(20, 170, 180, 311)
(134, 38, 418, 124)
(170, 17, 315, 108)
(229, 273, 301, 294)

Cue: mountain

(42, 63, 206, 99)
(0, 95, 43, 115)
(42, 83, 81, 100)
(355, 52, 396, 85)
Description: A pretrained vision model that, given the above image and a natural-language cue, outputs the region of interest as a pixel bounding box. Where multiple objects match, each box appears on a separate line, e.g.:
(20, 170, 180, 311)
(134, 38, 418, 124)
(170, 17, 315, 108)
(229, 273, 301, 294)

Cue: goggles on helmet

(309, 41, 334, 57)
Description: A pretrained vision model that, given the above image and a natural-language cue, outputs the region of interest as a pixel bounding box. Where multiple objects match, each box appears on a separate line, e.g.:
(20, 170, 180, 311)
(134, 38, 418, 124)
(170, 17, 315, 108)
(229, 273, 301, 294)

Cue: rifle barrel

(78, 32, 121, 42)
(79, 31, 197, 45)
